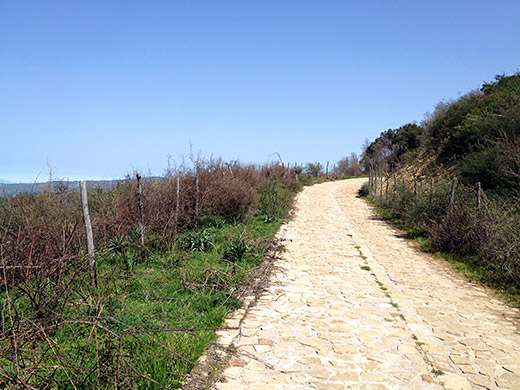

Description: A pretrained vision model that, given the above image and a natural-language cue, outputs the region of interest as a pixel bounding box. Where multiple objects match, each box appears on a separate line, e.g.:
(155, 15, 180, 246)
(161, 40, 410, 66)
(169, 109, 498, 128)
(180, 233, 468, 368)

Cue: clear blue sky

(1, 1, 519, 183)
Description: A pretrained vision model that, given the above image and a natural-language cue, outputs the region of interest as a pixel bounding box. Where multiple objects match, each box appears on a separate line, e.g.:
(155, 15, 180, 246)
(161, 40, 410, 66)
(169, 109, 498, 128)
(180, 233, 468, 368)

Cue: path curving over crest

(210, 179, 520, 390)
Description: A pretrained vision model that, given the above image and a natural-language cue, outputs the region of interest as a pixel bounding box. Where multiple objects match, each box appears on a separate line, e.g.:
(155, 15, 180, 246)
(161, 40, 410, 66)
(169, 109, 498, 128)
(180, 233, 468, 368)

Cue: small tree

(305, 162, 323, 177)
(335, 152, 361, 176)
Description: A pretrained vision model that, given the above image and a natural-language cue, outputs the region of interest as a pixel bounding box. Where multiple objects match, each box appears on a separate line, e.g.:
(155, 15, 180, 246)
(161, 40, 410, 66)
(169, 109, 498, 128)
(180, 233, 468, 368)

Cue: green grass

(1, 214, 285, 389)
(425, 246, 520, 306)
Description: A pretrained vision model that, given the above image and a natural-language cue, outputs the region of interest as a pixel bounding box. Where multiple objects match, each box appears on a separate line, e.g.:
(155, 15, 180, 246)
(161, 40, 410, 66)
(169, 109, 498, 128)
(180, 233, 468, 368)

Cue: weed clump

(223, 238, 249, 263)
(182, 230, 215, 252)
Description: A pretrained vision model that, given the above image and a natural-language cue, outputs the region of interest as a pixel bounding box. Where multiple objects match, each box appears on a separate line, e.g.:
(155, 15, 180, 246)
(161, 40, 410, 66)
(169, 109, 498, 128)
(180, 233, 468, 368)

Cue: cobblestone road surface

(211, 179, 520, 390)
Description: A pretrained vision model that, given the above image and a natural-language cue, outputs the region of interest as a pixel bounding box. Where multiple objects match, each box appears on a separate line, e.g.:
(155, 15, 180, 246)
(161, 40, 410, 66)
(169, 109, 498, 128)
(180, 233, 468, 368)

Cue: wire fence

(365, 168, 520, 289)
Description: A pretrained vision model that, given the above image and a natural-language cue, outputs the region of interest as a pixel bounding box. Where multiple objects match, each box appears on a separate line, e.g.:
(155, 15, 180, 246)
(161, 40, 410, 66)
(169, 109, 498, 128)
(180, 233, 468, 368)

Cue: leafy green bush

(223, 238, 249, 263)
(357, 183, 370, 197)
(361, 72, 520, 198)
(182, 229, 215, 252)
(198, 214, 226, 228)
(304, 162, 323, 177)
(259, 179, 295, 221)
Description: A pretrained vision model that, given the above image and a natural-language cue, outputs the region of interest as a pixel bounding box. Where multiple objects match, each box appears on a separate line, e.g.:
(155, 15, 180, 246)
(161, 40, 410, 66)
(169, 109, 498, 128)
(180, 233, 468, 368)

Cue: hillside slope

(359, 71, 520, 293)
(362, 72, 520, 197)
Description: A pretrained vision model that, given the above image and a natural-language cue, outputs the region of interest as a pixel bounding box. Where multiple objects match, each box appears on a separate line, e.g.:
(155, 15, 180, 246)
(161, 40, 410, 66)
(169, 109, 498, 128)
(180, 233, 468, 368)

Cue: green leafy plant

(199, 215, 227, 228)
(263, 213, 276, 223)
(304, 162, 323, 177)
(223, 238, 249, 263)
(107, 233, 137, 269)
(259, 179, 295, 220)
(358, 183, 370, 197)
(182, 230, 215, 252)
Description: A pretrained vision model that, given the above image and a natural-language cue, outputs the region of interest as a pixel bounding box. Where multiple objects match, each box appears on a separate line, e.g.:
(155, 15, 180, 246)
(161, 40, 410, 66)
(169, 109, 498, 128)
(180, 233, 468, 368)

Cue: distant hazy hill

(0, 179, 122, 198)
(0, 177, 164, 198)
(0, 179, 12, 184)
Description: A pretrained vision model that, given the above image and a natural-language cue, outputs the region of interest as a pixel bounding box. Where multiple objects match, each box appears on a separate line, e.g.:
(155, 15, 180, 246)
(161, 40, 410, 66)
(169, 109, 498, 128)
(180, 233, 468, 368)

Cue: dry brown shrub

(0, 191, 84, 288)
(428, 200, 520, 287)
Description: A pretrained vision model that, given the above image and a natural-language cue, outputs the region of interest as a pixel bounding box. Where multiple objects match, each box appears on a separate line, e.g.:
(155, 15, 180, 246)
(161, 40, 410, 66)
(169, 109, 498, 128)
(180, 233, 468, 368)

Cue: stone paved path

(211, 179, 520, 390)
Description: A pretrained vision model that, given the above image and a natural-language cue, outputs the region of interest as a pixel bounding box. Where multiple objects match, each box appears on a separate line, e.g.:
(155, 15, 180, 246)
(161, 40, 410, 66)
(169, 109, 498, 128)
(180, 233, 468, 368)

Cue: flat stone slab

(207, 179, 520, 389)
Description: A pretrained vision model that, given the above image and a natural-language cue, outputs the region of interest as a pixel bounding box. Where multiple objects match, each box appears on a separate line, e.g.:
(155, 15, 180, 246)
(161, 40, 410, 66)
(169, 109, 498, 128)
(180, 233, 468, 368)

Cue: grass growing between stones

(353, 245, 403, 315)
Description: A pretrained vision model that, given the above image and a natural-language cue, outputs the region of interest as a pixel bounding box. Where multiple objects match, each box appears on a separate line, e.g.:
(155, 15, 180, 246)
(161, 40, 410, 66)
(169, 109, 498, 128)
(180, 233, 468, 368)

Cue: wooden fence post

(175, 176, 180, 233)
(430, 177, 434, 204)
(136, 173, 145, 264)
(195, 168, 200, 222)
(449, 177, 457, 213)
(326, 161, 329, 178)
(379, 170, 383, 197)
(477, 182, 482, 208)
(80, 181, 97, 289)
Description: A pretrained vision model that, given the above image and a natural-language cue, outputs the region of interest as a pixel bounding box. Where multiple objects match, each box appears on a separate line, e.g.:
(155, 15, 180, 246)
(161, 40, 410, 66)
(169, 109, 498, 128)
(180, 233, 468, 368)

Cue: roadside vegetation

(0, 158, 319, 389)
(359, 72, 520, 299)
